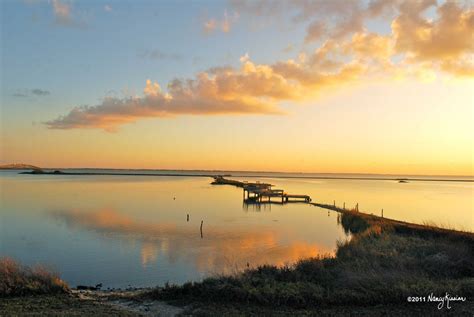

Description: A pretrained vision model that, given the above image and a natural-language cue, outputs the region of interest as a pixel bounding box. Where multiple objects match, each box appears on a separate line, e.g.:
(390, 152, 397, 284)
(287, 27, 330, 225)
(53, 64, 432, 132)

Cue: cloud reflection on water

(51, 208, 334, 275)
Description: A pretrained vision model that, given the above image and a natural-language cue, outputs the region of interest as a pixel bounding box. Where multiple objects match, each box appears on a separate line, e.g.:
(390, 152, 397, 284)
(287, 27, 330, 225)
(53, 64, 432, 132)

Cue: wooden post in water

(333, 200, 335, 207)
(187, 214, 189, 222)
(200, 220, 203, 238)
(343, 202, 345, 210)
(356, 203, 359, 212)
(381, 209, 384, 218)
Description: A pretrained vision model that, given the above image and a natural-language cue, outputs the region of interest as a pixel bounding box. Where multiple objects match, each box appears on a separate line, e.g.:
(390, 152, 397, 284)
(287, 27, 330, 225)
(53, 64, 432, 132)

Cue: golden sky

(1, 0, 473, 175)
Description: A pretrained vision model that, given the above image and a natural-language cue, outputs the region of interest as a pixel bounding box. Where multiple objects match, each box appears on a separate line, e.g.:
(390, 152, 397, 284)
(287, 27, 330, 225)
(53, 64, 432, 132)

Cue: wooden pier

(212, 176, 311, 203)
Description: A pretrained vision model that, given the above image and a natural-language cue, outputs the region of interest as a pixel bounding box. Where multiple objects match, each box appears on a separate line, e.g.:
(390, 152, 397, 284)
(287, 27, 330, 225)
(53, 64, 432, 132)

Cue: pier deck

(212, 176, 311, 203)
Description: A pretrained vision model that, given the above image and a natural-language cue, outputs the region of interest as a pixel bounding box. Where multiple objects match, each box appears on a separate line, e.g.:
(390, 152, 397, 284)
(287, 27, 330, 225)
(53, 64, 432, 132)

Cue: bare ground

(0, 289, 184, 317)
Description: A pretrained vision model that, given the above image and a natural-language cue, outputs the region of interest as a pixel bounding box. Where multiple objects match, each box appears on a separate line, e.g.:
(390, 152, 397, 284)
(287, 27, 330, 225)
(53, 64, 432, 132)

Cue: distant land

(0, 163, 41, 170)
(1, 163, 473, 182)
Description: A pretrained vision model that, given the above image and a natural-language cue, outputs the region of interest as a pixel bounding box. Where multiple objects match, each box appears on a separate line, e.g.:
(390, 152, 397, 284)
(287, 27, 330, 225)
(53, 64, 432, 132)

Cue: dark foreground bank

(1, 210, 473, 316)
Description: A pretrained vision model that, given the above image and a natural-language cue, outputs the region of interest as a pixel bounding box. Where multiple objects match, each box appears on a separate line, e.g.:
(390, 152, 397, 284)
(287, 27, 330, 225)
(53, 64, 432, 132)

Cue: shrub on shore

(0, 257, 69, 297)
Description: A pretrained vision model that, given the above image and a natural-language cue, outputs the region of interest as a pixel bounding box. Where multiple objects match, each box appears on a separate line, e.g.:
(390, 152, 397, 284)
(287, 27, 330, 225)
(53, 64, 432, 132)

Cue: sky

(0, 0, 473, 175)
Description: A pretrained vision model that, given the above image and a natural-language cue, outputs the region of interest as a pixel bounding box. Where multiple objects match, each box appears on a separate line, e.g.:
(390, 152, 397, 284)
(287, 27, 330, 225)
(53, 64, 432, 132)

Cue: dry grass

(0, 257, 69, 297)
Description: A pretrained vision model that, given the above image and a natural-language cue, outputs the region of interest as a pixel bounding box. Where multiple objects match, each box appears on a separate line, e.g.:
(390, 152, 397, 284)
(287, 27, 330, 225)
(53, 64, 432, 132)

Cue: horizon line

(2, 163, 473, 178)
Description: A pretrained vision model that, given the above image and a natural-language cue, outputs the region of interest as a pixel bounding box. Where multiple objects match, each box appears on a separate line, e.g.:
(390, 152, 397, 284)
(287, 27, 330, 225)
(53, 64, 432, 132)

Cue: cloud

(12, 92, 28, 98)
(242, 0, 474, 76)
(440, 59, 474, 77)
(47, 0, 474, 131)
(283, 44, 294, 53)
(45, 69, 286, 131)
(52, 0, 72, 25)
(50, 0, 87, 28)
(45, 48, 371, 131)
(344, 32, 393, 62)
(104, 4, 112, 12)
(203, 19, 217, 32)
(12, 89, 51, 98)
(139, 49, 182, 61)
(385, 0, 474, 78)
(31, 89, 51, 96)
(392, 1, 474, 61)
(367, 0, 402, 17)
(233, 0, 366, 41)
(305, 21, 326, 43)
(203, 10, 239, 34)
(23, 0, 86, 27)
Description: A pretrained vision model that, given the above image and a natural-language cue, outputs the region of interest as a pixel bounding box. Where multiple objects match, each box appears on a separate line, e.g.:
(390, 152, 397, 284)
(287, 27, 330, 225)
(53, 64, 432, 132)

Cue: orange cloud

(393, 1, 473, 60)
(203, 19, 217, 32)
(52, 0, 72, 25)
(45, 63, 287, 131)
(344, 32, 393, 61)
(51, 0, 85, 27)
(203, 10, 239, 34)
(47, 46, 379, 131)
(392, 1, 474, 76)
(304, 21, 326, 43)
(46, 0, 474, 131)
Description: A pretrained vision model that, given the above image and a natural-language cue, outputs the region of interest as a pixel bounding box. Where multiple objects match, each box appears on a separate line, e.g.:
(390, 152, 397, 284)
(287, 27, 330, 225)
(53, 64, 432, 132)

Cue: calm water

(0, 170, 472, 288)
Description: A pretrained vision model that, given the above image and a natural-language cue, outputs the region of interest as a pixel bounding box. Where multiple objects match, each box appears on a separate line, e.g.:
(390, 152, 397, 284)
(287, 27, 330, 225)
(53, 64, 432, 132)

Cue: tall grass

(0, 257, 69, 297)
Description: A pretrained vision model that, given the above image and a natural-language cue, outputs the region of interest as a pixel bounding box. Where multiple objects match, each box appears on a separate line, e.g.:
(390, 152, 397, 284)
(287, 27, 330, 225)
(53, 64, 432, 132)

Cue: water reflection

(141, 241, 160, 266)
(242, 199, 312, 212)
(51, 208, 334, 274)
(242, 199, 272, 212)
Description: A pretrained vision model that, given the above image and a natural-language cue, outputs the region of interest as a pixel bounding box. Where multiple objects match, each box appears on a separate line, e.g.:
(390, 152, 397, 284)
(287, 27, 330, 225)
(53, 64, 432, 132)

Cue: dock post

(333, 200, 335, 207)
(382, 209, 384, 218)
(200, 220, 203, 238)
(343, 202, 345, 210)
(356, 203, 359, 212)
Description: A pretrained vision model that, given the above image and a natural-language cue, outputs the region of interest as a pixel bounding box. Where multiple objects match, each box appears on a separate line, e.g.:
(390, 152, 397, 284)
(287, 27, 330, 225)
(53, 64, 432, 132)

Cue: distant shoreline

(2, 163, 472, 180)
(14, 170, 474, 182)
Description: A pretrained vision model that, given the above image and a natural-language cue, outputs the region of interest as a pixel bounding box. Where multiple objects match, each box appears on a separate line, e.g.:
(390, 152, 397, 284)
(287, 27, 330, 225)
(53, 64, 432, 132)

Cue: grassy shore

(145, 209, 474, 314)
(0, 257, 69, 297)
